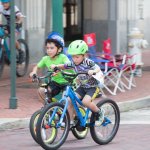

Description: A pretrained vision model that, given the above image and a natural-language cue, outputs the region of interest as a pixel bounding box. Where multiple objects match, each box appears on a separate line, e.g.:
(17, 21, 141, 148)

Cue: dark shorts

(75, 86, 100, 101)
(49, 81, 66, 97)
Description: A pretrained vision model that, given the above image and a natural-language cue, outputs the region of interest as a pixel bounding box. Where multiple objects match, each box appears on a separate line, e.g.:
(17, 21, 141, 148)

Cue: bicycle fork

(48, 99, 69, 128)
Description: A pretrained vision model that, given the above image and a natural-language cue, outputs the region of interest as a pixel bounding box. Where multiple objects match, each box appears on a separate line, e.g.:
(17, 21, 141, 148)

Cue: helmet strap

(57, 47, 62, 53)
(74, 55, 85, 66)
(51, 47, 62, 58)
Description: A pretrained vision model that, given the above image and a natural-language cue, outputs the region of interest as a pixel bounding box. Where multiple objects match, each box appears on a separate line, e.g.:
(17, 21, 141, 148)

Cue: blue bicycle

(30, 70, 88, 145)
(0, 24, 29, 78)
(36, 70, 120, 150)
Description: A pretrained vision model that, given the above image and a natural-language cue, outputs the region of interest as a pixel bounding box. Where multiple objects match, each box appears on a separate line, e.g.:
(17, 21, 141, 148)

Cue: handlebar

(0, 24, 8, 28)
(54, 67, 96, 79)
(31, 71, 54, 83)
(31, 67, 96, 84)
(0, 24, 21, 29)
(0, 23, 22, 37)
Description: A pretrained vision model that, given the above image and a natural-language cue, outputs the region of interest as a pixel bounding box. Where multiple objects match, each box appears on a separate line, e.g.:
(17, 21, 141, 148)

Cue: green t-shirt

(37, 54, 74, 84)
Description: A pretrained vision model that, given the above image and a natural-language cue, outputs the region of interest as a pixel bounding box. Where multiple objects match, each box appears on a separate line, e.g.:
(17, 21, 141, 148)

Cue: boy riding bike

(0, 0, 24, 63)
(29, 32, 71, 104)
(51, 40, 104, 126)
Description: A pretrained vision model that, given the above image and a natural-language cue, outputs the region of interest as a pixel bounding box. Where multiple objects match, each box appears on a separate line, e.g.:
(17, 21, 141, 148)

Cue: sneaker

(70, 120, 75, 128)
(18, 50, 25, 64)
(94, 108, 105, 126)
(96, 92, 102, 98)
(61, 120, 75, 129)
(60, 122, 66, 130)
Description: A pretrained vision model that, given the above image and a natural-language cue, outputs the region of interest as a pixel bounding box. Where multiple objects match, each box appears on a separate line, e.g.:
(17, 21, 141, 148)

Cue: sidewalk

(0, 50, 150, 130)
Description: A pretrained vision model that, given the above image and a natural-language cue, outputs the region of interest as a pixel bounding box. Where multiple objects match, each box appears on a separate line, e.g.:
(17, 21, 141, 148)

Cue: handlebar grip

(53, 67, 60, 72)
(32, 74, 37, 79)
(32, 74, 38, 82)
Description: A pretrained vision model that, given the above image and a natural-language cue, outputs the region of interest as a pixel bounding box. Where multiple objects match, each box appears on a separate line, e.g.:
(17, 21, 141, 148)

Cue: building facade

(14, 0, 150, 63)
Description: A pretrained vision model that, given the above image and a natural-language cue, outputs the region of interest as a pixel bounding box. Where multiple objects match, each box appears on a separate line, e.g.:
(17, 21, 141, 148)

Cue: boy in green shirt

(30, 32, 70, 103)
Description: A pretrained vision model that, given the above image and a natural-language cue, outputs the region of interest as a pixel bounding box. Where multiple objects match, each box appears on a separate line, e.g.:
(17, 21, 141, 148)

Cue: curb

(0, 118, 29, 131)
(0, 96, 150, 131)
(118, 96, 150, 112)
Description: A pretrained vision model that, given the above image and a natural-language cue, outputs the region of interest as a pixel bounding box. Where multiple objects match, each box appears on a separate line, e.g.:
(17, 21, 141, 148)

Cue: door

(63, 0, 83, 42)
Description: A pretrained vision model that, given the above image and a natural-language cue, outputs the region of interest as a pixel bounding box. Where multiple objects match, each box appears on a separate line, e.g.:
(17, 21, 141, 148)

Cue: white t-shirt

(0, 5, 23, 25)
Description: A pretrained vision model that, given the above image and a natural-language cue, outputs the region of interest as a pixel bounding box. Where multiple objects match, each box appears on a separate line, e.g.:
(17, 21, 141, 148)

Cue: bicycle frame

(32, 72, 56, 105)
(0, 24, 29, 77)
(3, 39, 10, 60)
(0, 27, 10, 60)
(50, 85, 92, 128)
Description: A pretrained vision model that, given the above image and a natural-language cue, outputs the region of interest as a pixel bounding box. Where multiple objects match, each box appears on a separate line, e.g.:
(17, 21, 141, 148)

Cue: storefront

(14, 0, 150, 63)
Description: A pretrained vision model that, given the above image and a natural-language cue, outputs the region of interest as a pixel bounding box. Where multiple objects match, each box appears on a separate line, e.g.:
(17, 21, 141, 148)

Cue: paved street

(0, 108, 150, 150)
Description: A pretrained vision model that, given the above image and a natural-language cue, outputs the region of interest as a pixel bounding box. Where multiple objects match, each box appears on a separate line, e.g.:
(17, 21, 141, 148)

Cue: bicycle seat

(40, 83, 48, 88)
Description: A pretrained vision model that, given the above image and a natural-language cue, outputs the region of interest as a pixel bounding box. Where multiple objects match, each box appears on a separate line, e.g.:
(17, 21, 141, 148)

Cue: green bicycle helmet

(68, 40, 88, 55)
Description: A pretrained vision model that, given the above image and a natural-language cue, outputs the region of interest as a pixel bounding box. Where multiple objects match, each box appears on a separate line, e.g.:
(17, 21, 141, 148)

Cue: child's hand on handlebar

(88, 70, 96, 76)
(29, 71, 37, 78)
(50, 64, 57, 70)
(29, 72, 38, 82)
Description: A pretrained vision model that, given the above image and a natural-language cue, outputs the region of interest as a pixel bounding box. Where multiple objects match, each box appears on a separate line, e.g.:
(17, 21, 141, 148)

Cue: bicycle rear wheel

(71, 106, 88, 139)
(36, 102, 70, 150)
(0, 47, 4, 78)
(29, 109, 57, 145)
(29, 109, 41, 144)
(16, 39, 29, 77)
(90, 99, 120, 145)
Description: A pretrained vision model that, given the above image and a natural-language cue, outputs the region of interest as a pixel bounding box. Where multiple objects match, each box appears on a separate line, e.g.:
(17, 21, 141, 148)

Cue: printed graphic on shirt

(66, 58, 98, 88)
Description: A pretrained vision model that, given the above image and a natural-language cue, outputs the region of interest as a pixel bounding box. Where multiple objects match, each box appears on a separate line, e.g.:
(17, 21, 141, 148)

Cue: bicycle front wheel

(90, 99, 120, 145)
(36, 102, 70, 150)
(16, 39, 29, 77)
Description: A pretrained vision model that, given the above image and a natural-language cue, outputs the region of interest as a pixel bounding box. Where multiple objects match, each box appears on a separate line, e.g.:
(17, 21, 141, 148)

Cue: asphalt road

(0, 108, 150, 150)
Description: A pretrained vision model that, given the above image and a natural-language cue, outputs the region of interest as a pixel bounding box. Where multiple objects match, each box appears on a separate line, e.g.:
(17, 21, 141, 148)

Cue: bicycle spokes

(90, 99, 120, 145)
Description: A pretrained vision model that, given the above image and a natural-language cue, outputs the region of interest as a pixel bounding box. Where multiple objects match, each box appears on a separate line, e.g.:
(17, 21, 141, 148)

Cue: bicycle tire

(16, 39, 29, 77)
(29, 109, 41, 144)
(71, 107, 88, 139)
(36, 102, 70, 150)
(90, 98, 120, 145)
(29, 109, 57, 145)
(0, 46, 4, 78)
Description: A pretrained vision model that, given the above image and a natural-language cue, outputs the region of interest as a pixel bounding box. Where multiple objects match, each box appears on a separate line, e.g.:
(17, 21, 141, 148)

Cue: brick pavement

(0, 50, 150, 119)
